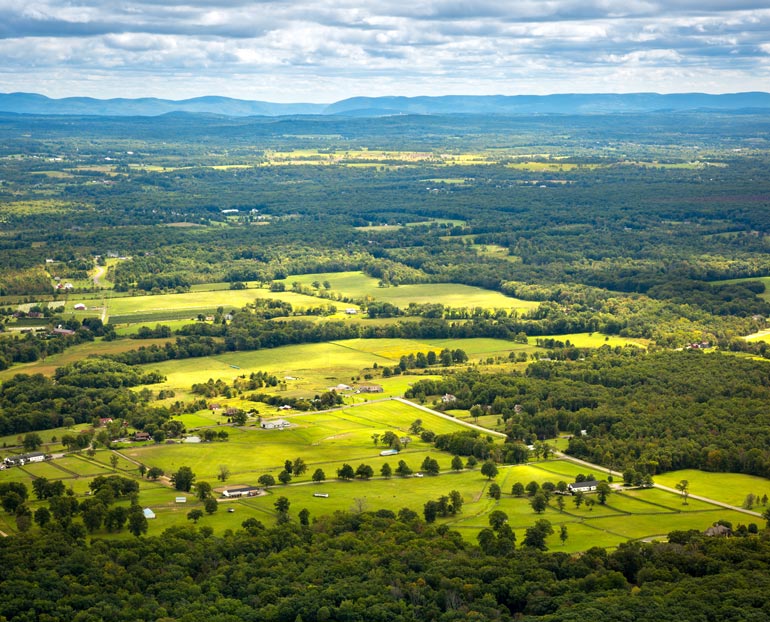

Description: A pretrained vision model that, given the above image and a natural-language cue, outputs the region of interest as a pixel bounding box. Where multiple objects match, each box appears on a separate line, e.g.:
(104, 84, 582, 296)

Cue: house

(704, 524, 732, 537)
(357, 384, 383, 393)
(261, 418, 290, 430)
(133, 431, 152, 442)
(99, 417, 113, 426)
(568, 480, 599, 494)
(143, 508, 156, 519)
(345, 308, 358, 315)
(73, 303, 87, 311)
(441, 393, 457, 404)
(222, 486, 261, 498)
(331, 384, 352, 392)
(4, 452, 47, 467)
(278, 404, 292, 411)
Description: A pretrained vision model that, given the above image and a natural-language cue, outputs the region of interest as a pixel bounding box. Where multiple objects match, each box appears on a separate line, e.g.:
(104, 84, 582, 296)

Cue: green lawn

(655, 469, 770, 508)
(278, 271, 539, 312)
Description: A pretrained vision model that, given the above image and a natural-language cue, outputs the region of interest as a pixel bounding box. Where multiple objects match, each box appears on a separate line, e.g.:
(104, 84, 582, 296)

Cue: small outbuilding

(73, 303, 87, 311)
(261, 418, 290, 430)
(143, 508, 156, 519)
(222, 486, 261, 498)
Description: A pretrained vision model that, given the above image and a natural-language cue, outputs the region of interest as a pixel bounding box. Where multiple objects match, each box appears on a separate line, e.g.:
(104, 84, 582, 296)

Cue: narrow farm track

(392, 397, 508, 438)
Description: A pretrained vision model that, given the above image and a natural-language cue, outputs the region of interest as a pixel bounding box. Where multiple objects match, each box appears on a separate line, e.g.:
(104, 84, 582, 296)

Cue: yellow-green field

(655, 469, 770, 508)
(279, 271, 539, 311)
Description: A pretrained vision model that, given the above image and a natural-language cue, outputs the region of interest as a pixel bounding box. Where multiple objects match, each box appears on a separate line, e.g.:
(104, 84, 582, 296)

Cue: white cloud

(0, 1, 766, 99)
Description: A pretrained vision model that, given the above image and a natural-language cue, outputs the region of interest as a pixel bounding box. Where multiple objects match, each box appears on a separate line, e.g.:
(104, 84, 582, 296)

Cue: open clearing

(655, 469, 770, 508)
(278, 271, 539, 312)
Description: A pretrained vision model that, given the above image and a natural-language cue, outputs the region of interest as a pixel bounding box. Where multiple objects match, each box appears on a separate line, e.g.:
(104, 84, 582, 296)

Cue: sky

(1, 1, 769, 102)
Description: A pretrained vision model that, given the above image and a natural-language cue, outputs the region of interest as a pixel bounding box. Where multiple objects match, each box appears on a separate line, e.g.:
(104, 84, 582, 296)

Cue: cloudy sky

(1, 1, 768, 102)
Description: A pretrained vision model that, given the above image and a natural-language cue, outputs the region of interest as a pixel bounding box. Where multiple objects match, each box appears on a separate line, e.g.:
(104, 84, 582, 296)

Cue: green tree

(596, 481, 611, 505)
(278, 470, 292, 485)
(488, 483, 501, 500)
(395, 460, 412, 477)
(128, 507, 148, 536)
(531, 492, 548, 514)
(355, 463, 374, 479)
(187, 509, 204, 523)
(196, 481, 213, 501)
(34, 506, 51, 529)
(511, 482, 525, 497)
(488, 510, 508, 531)
(573, 491, 585, 508)
(451, 455, 464, 471)
(480, 461, 498, 480)
(522, 519, 554, 550)
(299, 508, 310, 526)
(171, 466, 196, 492)
(560, 525, 569, 545)
(466, 455, 478, 469)
(676, 479, 690, 505)
(217, 464, 231, 482)
(204, 498, 218, 514)
(449, 490, 463, 514)
(147, 466, 164, 480)
(312, 468, 326, 483)
(556, 495, 565, 513)
(109, 453, 119, 470)
(258, 473, 276, 487)
(274, 496, 290, 514)
(138, 464, 147, 478)
(337, 464, 355, 480)
(292, 457, 307, 477)
(22, 432, 43, 452)
(380, 463, 392, 478)
(421, 456, 440, 476)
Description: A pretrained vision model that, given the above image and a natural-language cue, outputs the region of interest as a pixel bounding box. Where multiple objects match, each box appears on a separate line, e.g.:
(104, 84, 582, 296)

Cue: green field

(278, 271, 539, 311)
(655, 469, 770, 508)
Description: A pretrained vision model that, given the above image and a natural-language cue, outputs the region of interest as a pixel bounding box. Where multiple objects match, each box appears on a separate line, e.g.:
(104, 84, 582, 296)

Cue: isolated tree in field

(596, 481, 611, 505)
(147, 466, 164, 480)
(258, 473, 276, 487)
(451, 455, 464, 471)
(560, 525, 569, 545)
(355, 464, 374, 479)
(409, 419, 423, 434)
(23, 432, 43, 452)
(138, 464, 146, 478)
(187, 509, 204, 523)
(371, 433, 380, 446)
(511, 482, 525, 497)
(292, 457, 307, 477)
(274, 496, 290, 514)
(488, 510, 508, 531)
(531, 492, 548, 514)
(204, 498, 218, 514)
(109, 453, 119, 470)
(380, 463, 392, 478)
(278, 470, 292, 485)
(465, 455, 478, 469)
(312, 468, 326, 483)
(337, 463, 355, 480)
(488, 483, 501, 500)
(470, 404, 483, 423)
(217, 464, 230, 482)
(284, 459, 293, 474)
(481, 461, 498, 480)
(525, 481, 540, 496)
(676, 479, 690, 505)
(196, 481, 212, 501)
(298, 508, 310, 526)
(573, 491, 585, 508)
(171, 466, 196, 492)
(556, 495, 565, 513)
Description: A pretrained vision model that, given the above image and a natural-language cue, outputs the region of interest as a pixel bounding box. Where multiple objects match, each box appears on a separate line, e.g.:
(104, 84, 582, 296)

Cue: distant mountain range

(1, 91, 769, 117)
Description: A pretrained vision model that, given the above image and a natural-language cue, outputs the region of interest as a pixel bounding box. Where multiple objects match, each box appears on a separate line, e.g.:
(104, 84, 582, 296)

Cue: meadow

(277, 271, 539, 312)
(654, 469, 770, 508)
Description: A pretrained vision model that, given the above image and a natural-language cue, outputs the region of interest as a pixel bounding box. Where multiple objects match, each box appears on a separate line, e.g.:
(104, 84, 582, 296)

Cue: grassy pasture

(654, 469, 770, 508)
(278, 271, 538, 312)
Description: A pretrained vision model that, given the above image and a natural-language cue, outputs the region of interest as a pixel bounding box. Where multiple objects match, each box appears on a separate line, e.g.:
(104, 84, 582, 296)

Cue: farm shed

(568, 481, 599, 494)
(143, 508, 156, 519)
(222, 486, 261, 498)
(261, 418, 290, 429)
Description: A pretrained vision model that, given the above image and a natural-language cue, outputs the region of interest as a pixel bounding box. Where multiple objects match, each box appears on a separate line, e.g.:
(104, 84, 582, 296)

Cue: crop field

(655, 469, 770, 508)
(104, 287, 332, 320)
(278, 271, 539, 311)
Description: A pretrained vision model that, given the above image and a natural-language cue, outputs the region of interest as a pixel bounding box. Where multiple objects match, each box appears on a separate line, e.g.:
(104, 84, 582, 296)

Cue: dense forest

(1, 512, 769, 621)
(407, 350, 770, 478)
